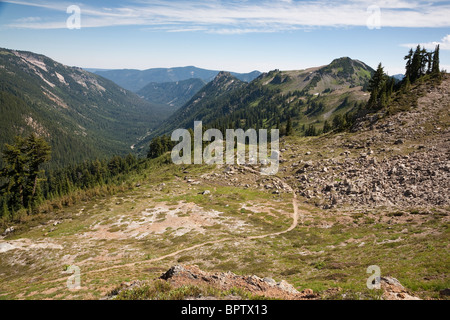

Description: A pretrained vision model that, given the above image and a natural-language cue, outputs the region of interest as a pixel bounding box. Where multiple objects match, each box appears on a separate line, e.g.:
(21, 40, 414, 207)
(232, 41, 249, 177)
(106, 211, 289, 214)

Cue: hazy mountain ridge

(93, 66, 261, 92)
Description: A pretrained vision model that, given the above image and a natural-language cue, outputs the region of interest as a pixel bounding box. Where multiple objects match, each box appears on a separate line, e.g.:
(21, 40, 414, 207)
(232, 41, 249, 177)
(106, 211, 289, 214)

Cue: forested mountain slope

(136, 78, 206, 111)
(0, 48, 168, 167)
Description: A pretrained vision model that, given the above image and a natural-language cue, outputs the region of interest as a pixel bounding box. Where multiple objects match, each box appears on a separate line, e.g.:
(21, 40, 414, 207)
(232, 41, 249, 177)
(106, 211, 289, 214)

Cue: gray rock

(381, 276, 404, 289)
(277, 280, 299, 294)
(263, 277, 277, 286)
(2, 226, 15, 237)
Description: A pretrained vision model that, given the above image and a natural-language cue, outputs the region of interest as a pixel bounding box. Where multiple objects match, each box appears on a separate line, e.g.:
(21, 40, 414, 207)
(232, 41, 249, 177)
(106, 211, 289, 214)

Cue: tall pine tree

(432, 44, 440, 77)
(368, 63, 388, 109)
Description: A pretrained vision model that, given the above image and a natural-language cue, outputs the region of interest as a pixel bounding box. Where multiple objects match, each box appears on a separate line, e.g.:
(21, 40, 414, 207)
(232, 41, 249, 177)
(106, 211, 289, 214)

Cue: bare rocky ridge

(108, 265, 421, 300)
(159, 265, 314, 300)
(107, 264, 318, 300)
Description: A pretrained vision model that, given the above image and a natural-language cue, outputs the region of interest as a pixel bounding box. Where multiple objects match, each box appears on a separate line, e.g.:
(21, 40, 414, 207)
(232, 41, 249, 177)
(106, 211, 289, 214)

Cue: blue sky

(0, 0, 449, 74)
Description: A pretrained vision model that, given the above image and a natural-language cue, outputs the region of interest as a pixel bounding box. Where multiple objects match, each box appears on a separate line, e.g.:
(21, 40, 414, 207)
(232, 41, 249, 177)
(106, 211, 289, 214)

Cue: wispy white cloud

(3, 0, 450, 32)
(401, 34, 450, 51)
(15, 16, 42, 23)
(166, 27, 208, 33)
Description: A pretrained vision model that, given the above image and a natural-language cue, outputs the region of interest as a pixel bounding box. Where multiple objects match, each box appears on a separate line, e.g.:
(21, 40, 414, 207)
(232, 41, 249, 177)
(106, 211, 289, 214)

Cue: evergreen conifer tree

(432, 44, 440, 77)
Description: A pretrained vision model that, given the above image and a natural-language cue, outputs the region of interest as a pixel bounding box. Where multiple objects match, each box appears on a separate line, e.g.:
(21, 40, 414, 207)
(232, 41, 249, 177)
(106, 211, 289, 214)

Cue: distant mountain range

(392, 74, 405, 81)
(88, 66, 261, 92)
(0, 48, 169, 167)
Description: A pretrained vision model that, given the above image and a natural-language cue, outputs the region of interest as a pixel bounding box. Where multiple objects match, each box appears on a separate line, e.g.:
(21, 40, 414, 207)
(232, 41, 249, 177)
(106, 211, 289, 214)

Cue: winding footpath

(32, 168, 304, 288)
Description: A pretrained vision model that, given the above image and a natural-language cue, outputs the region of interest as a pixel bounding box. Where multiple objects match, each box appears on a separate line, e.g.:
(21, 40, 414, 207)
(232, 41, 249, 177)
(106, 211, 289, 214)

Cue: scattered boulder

(2, 226, 15, 237)
(294, 145, 449, 210)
